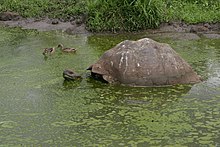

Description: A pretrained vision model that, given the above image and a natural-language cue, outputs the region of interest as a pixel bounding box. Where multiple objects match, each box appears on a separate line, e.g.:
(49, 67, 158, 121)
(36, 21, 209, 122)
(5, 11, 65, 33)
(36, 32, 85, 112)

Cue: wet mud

(0, 11, 219, 39)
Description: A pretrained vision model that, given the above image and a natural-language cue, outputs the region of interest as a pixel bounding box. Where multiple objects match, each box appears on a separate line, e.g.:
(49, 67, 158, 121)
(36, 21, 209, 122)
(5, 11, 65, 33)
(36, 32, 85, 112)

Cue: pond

(0, 27, 220, 146)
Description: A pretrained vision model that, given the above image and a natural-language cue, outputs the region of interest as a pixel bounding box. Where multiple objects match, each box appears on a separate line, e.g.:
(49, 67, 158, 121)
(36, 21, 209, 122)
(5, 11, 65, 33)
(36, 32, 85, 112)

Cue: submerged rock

(87, 38, 201, 87)
(203, 34, 220, 39)
(50, 19, 59, 25)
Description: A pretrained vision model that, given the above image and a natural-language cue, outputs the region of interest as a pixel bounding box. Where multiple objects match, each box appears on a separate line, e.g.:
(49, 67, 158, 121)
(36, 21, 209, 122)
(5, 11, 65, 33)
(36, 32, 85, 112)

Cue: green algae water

(0, 27, 220, 146)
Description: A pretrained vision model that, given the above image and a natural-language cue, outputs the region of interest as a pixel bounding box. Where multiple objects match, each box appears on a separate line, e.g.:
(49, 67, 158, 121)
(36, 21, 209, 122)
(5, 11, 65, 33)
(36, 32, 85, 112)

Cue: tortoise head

(63, 69, 82, 80)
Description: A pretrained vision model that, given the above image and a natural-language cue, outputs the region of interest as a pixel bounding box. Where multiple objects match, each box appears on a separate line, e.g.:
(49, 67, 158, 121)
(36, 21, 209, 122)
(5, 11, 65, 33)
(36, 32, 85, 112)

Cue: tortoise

(87, 38, 201, 87)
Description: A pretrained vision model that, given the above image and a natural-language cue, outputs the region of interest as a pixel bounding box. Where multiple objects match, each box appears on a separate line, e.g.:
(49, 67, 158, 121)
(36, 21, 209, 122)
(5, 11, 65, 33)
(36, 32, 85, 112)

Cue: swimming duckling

(42, 47, 55, 56)
(57, 43, 77, 53)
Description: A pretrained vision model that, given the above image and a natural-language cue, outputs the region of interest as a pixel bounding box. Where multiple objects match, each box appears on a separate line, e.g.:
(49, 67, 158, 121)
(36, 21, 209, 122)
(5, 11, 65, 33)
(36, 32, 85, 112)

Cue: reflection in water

(0, 27, 220, 146)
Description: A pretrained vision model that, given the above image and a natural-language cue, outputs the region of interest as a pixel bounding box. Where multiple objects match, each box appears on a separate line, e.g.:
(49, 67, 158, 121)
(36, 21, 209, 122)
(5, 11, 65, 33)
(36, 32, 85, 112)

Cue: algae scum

(0, 27, 220, 146)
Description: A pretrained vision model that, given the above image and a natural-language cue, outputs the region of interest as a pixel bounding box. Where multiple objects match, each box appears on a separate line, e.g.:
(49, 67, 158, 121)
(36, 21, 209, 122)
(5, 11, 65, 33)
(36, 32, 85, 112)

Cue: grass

(166, 0, 220, 23)
(86, 0, 166, 32)
(0, 0, 219, 32)
(0, 0, 86, 20)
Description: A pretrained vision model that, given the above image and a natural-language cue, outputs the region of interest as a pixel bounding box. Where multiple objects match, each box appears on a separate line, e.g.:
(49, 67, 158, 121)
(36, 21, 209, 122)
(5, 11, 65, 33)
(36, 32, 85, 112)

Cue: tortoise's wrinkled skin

(87, 38, 201, 87)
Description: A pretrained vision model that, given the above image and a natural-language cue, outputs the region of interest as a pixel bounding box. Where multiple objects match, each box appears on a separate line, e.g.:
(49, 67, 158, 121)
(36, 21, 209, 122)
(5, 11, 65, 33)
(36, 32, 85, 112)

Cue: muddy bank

(0, 17, 88, 34)
(149, 21, 220, 40)
(0, 12, 219, 39)
(0, 11, 88, 34)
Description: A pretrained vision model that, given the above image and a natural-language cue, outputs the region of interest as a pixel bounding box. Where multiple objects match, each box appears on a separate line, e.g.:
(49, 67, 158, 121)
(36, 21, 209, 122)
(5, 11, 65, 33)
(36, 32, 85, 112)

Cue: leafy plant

(86, 0, 166, 32)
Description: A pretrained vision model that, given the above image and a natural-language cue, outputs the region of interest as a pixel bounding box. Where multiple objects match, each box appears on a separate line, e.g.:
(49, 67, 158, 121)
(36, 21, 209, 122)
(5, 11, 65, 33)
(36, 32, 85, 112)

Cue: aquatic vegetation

(0, 27, 220, 146)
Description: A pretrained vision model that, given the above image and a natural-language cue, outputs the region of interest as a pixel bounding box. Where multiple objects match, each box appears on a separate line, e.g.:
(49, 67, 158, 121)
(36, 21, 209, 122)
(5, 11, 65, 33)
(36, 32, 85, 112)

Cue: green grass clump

(86, 0, 166, 32)
(166, 0, 220, 23)
(0, 0, 86, 19)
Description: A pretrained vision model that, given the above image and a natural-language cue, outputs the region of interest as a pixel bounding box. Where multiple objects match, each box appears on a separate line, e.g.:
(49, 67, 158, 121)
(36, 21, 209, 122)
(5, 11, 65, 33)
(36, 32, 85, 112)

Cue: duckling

(42, 47, 55, 56)
(57, 43, 77, 53)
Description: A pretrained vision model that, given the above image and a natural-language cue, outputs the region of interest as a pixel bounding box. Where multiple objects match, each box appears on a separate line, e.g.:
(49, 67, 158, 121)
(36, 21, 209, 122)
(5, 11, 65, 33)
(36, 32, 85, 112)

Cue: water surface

(0, 27, 220, 146)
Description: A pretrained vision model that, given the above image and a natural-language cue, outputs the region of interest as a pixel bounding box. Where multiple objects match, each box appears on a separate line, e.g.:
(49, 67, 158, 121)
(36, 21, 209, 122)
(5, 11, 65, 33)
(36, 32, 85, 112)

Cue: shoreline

(0, 16, 219, 39)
